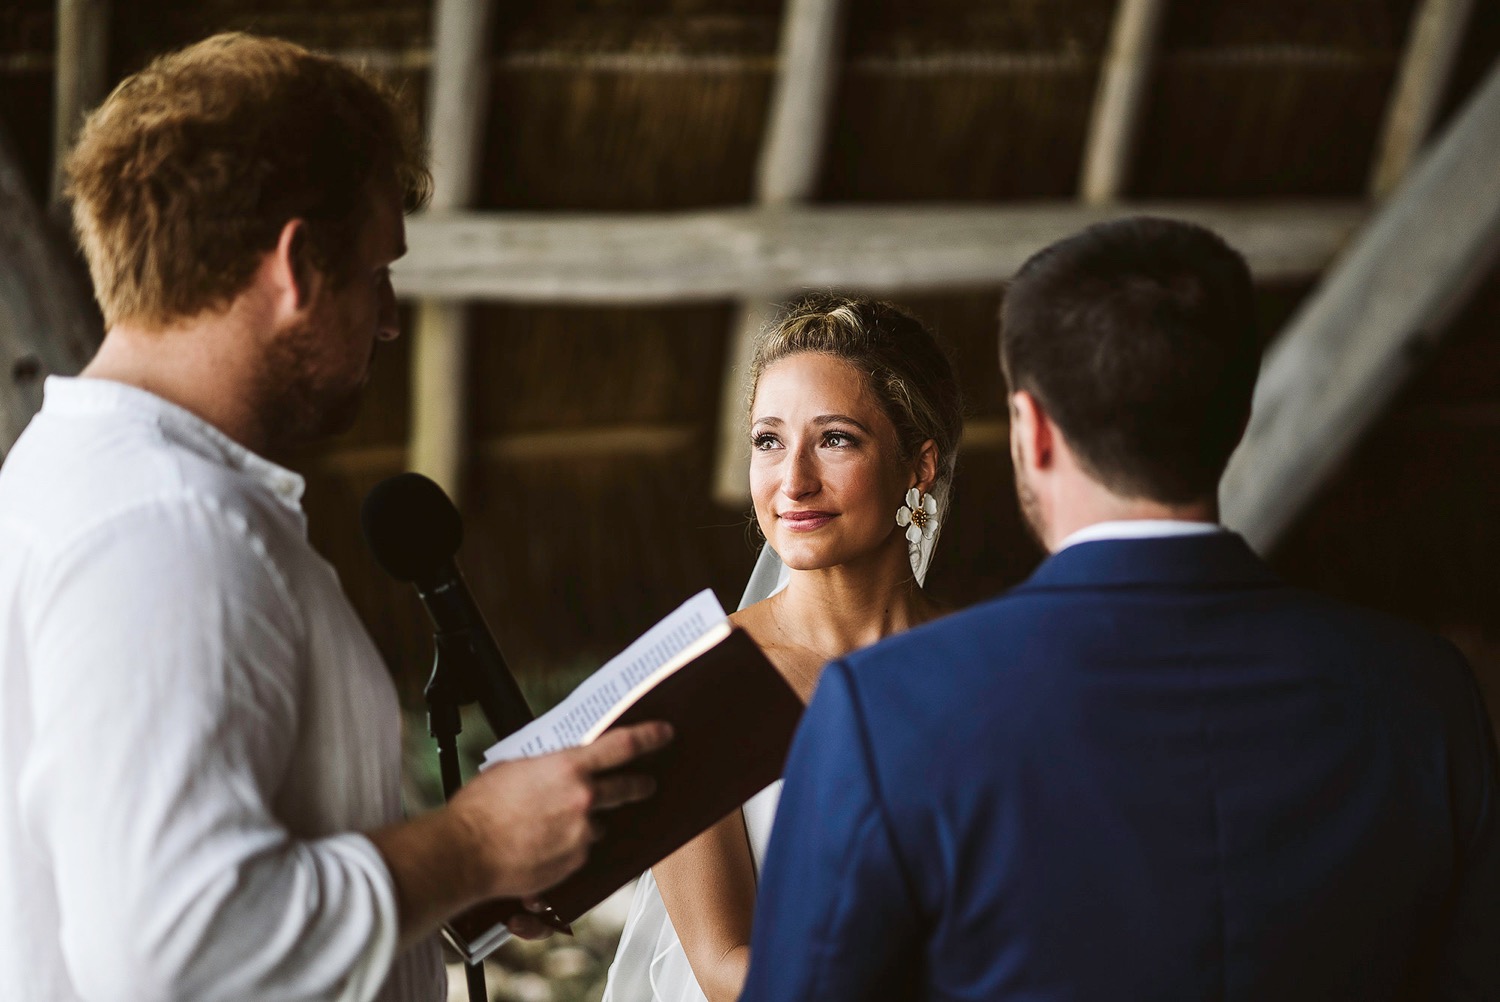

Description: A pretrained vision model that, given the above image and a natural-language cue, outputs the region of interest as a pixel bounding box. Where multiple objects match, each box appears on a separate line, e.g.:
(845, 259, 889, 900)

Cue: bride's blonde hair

(749, 294, 963, 496)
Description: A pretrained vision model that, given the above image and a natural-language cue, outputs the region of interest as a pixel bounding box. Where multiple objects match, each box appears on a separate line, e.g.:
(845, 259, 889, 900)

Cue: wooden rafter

(1080, 0, 1169, 204)
(1221, 60, 1500, 552)
(714, 0, 848, 504)
(754, 0, 847, 207)
(50, 0, 111, 211)
(407, 0, 496, 499)
(1368, 0, 1475, 198)
(306, 424, 700, 478)
(394, 201, 1364, 303)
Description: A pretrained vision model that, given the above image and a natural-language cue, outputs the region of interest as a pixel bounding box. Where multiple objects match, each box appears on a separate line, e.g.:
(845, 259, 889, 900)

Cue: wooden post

(1368, 0, 1474, 199)
(51, 0, 111, 211)
(713, 298, 777, 506)
(714, 0, 848, 505)
(1080, 0, 1169, 204)
(0, 122, 99, 459)
(408, 0, 495, 498)
(1221, 60, 1500, 551)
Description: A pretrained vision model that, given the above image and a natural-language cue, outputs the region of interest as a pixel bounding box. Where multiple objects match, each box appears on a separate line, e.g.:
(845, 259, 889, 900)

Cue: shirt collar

(42, 376, 307, 509)
(1022, 530, 1280, 592)
(1055, 519, 1224, 552)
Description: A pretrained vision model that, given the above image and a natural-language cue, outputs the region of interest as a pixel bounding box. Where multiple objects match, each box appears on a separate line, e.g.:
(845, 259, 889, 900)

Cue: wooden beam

(755, 0, 846, 207)
(312, 44, 1389, 78)
(408, 0, 495, 499)
(395, 201, 1364, 303)
(715, 0, 847, 503)
(51, 0, 111, 210)
(1221, 60, 1500, 552)
(1080, 0, 1169, 204)
(304, 424, 699, 478)
(1368, 0, 1474, 199)
(0, 122, 99, 458)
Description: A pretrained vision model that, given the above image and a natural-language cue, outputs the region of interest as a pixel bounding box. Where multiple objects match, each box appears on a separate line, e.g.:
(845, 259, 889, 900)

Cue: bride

(602, 294, 964, 1002)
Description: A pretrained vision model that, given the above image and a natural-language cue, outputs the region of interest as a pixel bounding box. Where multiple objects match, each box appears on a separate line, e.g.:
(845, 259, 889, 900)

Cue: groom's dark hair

(1000, 217, 1260, 504)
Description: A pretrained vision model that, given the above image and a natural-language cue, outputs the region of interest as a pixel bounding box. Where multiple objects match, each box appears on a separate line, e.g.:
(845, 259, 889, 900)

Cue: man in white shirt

(0, 33, 669, 1002)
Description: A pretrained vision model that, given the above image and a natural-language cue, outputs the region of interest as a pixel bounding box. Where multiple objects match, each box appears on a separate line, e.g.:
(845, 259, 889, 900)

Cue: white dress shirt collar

(44, 375, 306, 508)
(1055, 519, 1224, 553)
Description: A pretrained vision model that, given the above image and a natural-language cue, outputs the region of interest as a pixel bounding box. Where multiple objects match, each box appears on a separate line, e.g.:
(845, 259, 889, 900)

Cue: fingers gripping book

(447, 590, 803, 962)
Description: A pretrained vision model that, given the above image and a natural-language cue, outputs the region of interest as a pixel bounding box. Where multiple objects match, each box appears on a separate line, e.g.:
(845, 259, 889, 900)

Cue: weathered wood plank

(0, 122, 99, 459)
(714, 299, 778, 504)
(305, 424, 701, 477)
(755, 0, 846, 206)
(1080, 0, 1168, 204)
(716, 0, 848, 503)
(408, 0, 495, 498)
(1369, 0, 1474, 199)
(1221, 61, 1500, 551)
(50, 0, 111, 209)
(395, 201, 1365, 303)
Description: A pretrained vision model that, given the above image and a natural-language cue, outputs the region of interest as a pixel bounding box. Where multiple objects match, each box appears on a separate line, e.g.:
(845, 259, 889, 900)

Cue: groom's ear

(1010, 390, 1055, 473)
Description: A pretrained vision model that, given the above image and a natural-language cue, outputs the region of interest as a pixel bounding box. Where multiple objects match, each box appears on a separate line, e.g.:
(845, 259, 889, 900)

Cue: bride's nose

(780, 443, 820, 500)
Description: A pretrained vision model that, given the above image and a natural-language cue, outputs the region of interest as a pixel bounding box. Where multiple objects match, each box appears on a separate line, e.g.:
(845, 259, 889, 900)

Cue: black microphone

(361, 472, 534, 741)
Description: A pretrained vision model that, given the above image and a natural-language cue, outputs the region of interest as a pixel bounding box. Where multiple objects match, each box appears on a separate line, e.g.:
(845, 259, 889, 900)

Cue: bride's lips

(780, 510, 837, 531)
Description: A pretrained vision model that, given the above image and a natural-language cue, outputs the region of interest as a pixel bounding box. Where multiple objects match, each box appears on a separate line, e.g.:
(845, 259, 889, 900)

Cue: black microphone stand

(425, 630, 490, 1002)
(361, 473, 536, 1002)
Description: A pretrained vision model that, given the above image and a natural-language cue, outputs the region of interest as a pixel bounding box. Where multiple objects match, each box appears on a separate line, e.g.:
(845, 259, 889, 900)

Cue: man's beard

(255, 316, 367, 455)
(1014, 464, 1047, 550)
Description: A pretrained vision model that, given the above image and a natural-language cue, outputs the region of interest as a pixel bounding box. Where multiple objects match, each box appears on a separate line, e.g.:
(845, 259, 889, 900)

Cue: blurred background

(2, 1, 1499, 999)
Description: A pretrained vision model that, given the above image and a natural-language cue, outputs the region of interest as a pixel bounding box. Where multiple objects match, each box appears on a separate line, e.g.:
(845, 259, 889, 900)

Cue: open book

(445, 590, 804, 963)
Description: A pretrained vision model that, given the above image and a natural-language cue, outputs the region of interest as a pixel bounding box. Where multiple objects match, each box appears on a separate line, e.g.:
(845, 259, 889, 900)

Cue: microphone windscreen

(361, 472, 464, 583)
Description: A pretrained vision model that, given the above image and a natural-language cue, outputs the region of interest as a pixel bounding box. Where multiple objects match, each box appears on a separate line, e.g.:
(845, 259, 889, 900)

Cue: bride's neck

(774, 543, 932, 658)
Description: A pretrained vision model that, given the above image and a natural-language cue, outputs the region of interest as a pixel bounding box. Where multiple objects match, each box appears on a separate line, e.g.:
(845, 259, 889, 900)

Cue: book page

(482, 589, 727, 766)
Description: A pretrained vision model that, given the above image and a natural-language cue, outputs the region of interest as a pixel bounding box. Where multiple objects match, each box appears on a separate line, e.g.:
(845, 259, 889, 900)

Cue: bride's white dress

(602, 513, 941, 1001)
(600, 544, 790, 1002)
(601, 780, 781, 1002)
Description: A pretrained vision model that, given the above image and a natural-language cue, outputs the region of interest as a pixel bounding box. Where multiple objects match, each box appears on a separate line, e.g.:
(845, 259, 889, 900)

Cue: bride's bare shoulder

(727, 597, 774, 637)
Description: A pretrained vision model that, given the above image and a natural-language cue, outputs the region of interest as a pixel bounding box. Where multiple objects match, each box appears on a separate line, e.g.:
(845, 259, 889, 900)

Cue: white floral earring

(896, 487, 939, 544)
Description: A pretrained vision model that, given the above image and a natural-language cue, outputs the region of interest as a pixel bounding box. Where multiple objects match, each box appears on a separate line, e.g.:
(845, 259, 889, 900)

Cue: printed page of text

(482, 589, 727, 765)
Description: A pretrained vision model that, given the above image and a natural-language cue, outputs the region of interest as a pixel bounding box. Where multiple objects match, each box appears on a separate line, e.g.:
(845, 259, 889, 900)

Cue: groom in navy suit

(740, 218, 1500, 1000)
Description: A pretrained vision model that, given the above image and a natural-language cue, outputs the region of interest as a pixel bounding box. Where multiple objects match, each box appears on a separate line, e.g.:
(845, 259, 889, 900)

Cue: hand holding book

(446, 591, 803, 961)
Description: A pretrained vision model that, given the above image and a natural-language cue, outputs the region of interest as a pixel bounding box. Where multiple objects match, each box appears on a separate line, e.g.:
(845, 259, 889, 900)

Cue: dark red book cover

(448, 627, 802, 949)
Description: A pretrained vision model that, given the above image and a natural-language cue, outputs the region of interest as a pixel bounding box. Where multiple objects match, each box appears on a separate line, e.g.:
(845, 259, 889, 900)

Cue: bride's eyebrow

(813, 414, 871, 433)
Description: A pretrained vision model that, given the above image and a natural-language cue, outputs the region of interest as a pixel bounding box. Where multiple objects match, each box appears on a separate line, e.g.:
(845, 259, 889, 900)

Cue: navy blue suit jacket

(741, 533, 1500, 1001)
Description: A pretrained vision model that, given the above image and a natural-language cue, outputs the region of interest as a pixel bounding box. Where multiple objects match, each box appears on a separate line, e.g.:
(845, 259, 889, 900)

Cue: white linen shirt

(0, 377, 444, 1002)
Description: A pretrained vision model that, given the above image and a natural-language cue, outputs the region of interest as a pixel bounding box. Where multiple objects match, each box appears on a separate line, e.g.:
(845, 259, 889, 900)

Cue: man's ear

(270, 219, 319, 313)
(1009, 389, 1054, 474)
(911, 439, 940, 494)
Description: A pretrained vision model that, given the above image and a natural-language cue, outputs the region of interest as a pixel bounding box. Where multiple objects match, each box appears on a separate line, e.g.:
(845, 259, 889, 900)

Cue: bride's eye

(752, 433, 781, 451)
(823, 430, 857, 448)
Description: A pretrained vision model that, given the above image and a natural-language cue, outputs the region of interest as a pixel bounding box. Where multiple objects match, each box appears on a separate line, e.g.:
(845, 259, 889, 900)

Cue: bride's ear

(912, 439, 939, 494)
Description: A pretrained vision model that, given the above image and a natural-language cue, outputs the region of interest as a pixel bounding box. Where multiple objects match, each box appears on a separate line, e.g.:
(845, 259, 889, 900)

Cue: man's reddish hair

(66, 32, 430, 327)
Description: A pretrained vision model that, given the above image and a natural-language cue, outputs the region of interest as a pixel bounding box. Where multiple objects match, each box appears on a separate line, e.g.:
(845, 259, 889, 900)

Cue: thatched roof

(2, 0, 1497, 711)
